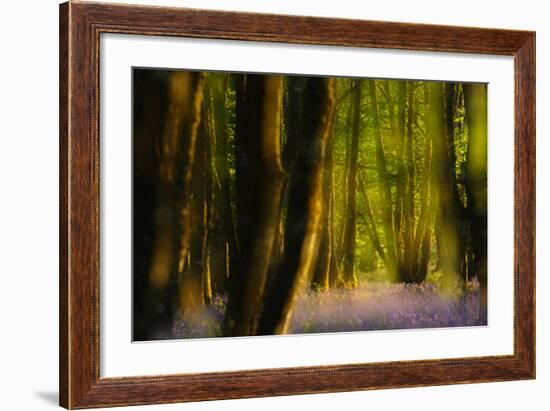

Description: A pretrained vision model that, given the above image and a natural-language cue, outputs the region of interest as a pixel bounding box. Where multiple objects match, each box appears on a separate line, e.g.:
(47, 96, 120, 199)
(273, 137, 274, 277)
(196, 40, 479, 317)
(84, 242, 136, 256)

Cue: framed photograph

(59, 1, 535, 408)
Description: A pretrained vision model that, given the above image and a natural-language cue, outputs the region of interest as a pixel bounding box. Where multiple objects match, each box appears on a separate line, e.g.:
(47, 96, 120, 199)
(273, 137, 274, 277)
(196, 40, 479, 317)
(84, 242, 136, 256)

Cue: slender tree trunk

(312, 118, 337, 291)
(147, 72, 205, 328)
(412, 83, 434, 282)
(174, 74, 207, 278)
(311, 188, 330, 291)
(210, 73, 236, 295)
(358, 172, 387, 263)
(202, 90, 214, 305)
(328, 172, 340, 287)
(224, 75, 285, 336)
(403, 82, 417, 281)
(327, 115, 340, 287)
(388, 82, 406, 267)
(181, 116, 208, 311)
(337, 84, 354, 265)
(341, 79, 362, 288)
(368, 80, 398, 280)
(445, 84, 468, 282)
(258, 77, 336, 335)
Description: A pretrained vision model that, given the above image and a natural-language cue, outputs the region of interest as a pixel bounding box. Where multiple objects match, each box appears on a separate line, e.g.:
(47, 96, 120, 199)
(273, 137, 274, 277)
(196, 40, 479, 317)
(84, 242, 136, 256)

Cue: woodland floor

(172, 279, 486, 339)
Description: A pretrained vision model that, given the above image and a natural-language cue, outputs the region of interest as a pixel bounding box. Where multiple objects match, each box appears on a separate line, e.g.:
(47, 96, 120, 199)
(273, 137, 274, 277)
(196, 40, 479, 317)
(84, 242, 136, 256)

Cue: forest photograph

(132, 68, 488, 341)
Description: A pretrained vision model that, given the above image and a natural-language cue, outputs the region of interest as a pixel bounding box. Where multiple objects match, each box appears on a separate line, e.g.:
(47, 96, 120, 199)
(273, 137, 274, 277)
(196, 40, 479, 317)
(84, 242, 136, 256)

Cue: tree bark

(402, 82, 417, 281)
(224, 74, 285, 336)
(388, 82, 406, 266)
(258, 77, 336, 335)
(181, 113, 209, 311)
(358, 172, 387, 263)
(147, 72, 205, 328)
(312, 121, 336, 291)
(341, 79, 362, 288)
(411, 83, 433, 282)
(428, 81, 461, 283)
(337, 84, 354, 266)
(368, 80, 398, 280)
(210, 73, 236, 295)
(445, 83, 468, 282)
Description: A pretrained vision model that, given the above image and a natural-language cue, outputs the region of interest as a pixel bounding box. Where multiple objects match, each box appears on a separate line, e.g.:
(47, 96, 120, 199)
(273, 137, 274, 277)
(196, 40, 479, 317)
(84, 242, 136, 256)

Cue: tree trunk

(311, 106, 338, 290)
(428, 81, 461, 283)
(401, 82, 417, 281)
(224, 74, 285, 336)
(445, 84, 468, 282)
(272, 77, 306, 276)
(147, 72, 205, 331)
(341, 79, 362, 288)
(328, 168, 340, 288)
(210, 73, 236, 295)
(337, 84, 354, 266)
(411, 83, 434, 282)
(258, 77, 336, 335)
(202, 89, 215, 304)
(388, 82, 406, 267)
(358, 172, 387, 263)
(463, 83, 488, 311)
(368, 80, 398, 280)
(181, 114, 209, 312)
(327, 110, 341, 287)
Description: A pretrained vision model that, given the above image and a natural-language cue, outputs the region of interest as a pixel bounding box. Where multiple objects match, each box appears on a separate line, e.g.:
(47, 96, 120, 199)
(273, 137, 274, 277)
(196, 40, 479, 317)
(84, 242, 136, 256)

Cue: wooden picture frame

(59, 1, 535, 408)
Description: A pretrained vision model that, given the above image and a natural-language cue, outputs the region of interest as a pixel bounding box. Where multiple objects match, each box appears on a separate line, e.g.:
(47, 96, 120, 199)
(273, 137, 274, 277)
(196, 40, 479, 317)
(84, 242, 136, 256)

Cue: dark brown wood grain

(59, 1, 536, 409)
(59, 2, 69, 407)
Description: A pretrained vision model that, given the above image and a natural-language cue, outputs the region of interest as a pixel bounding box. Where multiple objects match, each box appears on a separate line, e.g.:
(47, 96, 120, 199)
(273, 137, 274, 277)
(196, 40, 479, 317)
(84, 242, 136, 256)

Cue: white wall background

(0, 0, 546, 410)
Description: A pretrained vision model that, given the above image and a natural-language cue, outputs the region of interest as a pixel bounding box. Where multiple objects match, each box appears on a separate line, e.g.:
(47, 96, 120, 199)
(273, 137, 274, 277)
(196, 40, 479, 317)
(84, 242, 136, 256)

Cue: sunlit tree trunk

(202, 90, 215, 304)
(327, 108, 341, 287)
(337, 84, 353, 267)
(311, 181, 330, 290)
(312, 112, 338, 291)
(328, 168, 340, 288)
(224, 74, 285, 336)
(203, 81, 224, 297)
(258, 77, 336, 335)
(274, 77, 306, 272)
(181, 115, 209, 311)
(146, 72, 205, 329)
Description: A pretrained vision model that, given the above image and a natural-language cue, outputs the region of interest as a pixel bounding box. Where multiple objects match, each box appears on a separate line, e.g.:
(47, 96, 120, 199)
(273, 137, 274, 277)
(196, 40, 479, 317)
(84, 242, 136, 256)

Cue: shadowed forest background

(133, 69, 488, 341)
